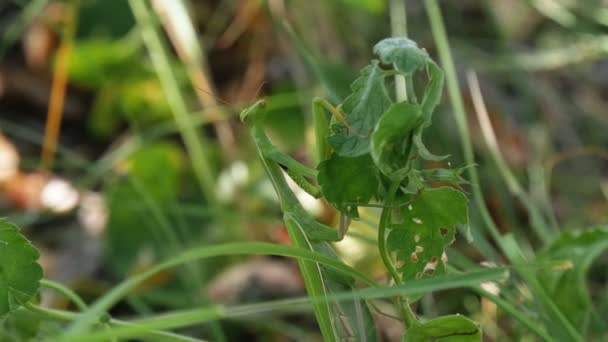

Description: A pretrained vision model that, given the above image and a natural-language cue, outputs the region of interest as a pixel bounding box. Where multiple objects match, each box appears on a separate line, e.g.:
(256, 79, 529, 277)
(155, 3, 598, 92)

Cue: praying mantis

(239, 37, 475, 341)
(240, 98, 375, 342)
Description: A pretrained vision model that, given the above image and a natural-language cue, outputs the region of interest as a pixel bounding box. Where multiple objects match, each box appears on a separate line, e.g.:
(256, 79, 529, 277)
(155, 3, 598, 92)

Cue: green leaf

(336, 0, 386, 14)
(373, 38, 428, 75)
(539, 227, 608, 328)
(404, 315, 482, 341)
(105, 142, 183, 276)
(317, 154, 378, 219)
(328, 60, 392, 157)
(317, 63, 358, 102)
(0, 220, 43, 319)
(371, 102, 422, 180)
(0, 307, 61, 340)
(68, 38, 140, 88)
(387, 187, 468, 280)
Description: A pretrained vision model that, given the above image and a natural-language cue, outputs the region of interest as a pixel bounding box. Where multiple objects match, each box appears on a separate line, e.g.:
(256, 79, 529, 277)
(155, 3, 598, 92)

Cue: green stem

(40, 279, 88, 311)
(128, 0, 218, 208)
(63, 242, 376, 335)
(467, 71, 555, 244)
(424, 0, 507, 256)
(25, 303, 203, 342)
(399, 297, 420, 328)
(378, 181, 420, 328)
(425, 3, 583, 340)
(387, 5, 424, 329)
(26, 302, 77, 321)
(389, 0, 408, 101)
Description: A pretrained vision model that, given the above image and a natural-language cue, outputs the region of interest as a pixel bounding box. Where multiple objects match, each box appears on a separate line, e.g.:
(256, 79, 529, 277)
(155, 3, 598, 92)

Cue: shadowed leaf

(328, 61, 392, 157)
(0, 220, 43, 319)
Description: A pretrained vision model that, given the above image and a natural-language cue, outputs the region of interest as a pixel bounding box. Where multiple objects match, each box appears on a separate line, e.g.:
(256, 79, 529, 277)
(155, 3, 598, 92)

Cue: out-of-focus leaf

(67, 39, 140, 88)
(387, 187, 468, 280)
(0, 220, 42, 319)
(373, 38, 428, 75)
(0, 307, 62, 340)
(317, 154, 378, 219)
(78, 0, 134, 38)
(328, 61, 392, 157)
(105, 143, 183, 276)
(264, 100, 307, 151)
(371, 101, 422, 180)
(336, 0, 386, 14)
(119, 78, 173, 122)
(404, 314, 482, 341)
(317, 63, 358, 102)
(539, 227, 608, 328)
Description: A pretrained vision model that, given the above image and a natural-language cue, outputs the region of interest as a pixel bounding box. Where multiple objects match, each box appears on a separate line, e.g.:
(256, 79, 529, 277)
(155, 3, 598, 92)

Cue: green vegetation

(1, 0, 607, 341)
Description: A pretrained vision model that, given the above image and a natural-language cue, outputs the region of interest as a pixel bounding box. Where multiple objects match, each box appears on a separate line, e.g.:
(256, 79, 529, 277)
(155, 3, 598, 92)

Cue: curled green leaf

(373, 37, 428, 75)
(371, 102, 422, 180)
(0, 220, 43, 319)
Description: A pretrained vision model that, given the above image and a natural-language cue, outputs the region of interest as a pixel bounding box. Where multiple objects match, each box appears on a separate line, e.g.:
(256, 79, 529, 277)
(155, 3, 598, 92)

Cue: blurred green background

(0, 0, 607, 341)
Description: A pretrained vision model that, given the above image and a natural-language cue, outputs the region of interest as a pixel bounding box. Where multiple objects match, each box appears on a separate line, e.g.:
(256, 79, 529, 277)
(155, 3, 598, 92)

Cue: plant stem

(63, 242, 377, 335)
(128, 0, 218, 208)
(425, 3, 584, 341)
(40, 0, 79, 170)
(424, 0, 507, 255)
(378, 181, 421, 328)
(390, 0, 408, 101)
(398, 296, 420, 328)
(466, 71, 555, 243)
(25, 303, 202, 342)
(388, 0, 423, 330)
(40, 279, 88, 311)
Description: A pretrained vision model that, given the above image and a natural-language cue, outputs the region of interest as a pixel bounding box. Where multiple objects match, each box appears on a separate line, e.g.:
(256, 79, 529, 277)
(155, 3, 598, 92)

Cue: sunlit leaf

(371, 101, 422, 180)
(387, 187, 468, 280)
(317, 154, 378, 219)
(328, 60, 392, 157)
(404, 314, 482, 341)
(0, 220, 43, 319)
(373, 37, 428, 75)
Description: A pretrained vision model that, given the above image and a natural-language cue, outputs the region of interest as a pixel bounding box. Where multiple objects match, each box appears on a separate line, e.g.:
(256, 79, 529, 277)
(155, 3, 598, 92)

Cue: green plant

(239, 37, 478, 341)
(0, 36, 490, 342)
